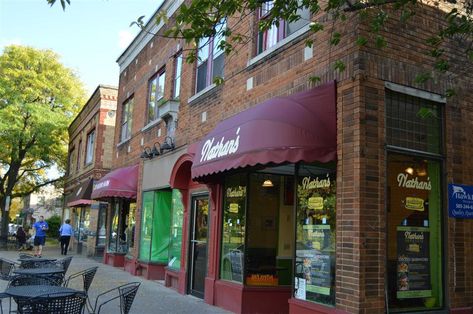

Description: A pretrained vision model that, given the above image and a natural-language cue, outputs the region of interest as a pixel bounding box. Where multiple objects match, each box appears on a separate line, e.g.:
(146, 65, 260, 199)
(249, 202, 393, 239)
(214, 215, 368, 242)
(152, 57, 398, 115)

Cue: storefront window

(220, 173, 246, 283)
(74, 207, 90, 243)
(138, 190, 171, 263)
(168, 189, 184, 270)
(387, 154, 443, 311)
(294, 163, 336, 305)
(108, 199, 135, 254)
(96, 203, 107, 246)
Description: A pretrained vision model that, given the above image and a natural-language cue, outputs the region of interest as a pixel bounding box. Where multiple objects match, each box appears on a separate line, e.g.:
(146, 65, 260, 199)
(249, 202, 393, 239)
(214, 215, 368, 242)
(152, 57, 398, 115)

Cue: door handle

(191, 240, 206, 244)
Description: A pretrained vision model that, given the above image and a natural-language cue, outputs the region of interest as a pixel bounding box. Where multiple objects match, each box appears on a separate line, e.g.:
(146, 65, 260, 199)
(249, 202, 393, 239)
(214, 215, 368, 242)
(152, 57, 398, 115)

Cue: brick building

(64, 85, 117, 257)
(94, 1, 472, 313)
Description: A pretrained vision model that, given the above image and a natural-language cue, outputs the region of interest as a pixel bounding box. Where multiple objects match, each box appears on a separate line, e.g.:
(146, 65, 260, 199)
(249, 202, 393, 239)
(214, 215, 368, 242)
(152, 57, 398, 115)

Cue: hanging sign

(405, 197, 424, 211)
(448, 183, 473, 219)
(308, 197, 324, 210)
(229, 203, 239, 213)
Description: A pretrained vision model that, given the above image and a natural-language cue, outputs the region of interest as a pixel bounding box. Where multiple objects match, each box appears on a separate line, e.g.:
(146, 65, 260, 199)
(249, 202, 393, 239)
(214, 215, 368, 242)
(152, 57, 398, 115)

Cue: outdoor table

(18, 257, 57, 268)
(5, 285, 77, 299)
(13, 267, 65, 276)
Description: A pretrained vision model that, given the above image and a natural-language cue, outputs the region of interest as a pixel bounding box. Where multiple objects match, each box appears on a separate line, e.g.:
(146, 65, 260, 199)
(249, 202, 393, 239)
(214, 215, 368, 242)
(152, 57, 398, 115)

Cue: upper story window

(68, 147, 75, 175)
(76, 140, 82, 171)
(147, 70, 166, 124)
(173, 52, 183, 99)
(85, 129, 95, 165)
(196, 21, 226, 93)
(257, 1, 310, 54)
(121, 97, 134, 142)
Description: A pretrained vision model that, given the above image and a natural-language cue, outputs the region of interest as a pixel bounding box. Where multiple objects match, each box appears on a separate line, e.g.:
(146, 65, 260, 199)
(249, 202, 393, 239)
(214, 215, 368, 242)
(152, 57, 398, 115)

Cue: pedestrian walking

(59, 219, 73, 255)
(15, 226, 26, 250)
(32, 215, 48, 257)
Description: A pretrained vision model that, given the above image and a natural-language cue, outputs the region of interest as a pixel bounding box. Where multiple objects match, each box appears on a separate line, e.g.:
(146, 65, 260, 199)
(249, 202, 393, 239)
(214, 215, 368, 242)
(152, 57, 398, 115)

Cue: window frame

(76, 140, 82, 172)
(147, 69, 166, 124)
(85, 129, 96, 165)
(120, 97, 134, 142)
(195, 22, 226, 93)
(256, 2, 310, 54)
(173, 51, 183, 99)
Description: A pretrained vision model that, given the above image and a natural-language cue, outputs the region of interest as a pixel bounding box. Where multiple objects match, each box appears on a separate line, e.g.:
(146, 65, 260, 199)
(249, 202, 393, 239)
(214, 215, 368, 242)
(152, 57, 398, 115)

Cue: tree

(0, 45, 86, 247)
(49, 0, 472, 93)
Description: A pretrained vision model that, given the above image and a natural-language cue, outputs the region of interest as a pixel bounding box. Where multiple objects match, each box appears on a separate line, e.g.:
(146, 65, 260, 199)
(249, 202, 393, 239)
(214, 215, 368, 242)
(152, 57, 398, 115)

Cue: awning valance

(91, 165, 139, 200)
(191, 81, 337, 179)
(66, 178, 93, 207)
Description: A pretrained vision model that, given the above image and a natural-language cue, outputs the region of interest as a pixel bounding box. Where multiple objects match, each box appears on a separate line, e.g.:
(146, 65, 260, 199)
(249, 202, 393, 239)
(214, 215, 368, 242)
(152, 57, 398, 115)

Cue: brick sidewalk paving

(0, 246, 231, 314)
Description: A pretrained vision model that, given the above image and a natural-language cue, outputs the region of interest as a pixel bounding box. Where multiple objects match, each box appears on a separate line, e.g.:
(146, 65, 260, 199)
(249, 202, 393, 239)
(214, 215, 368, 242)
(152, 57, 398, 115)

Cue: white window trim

(141, 118, 161, 132)
(188, 83, 217, 105)
(385, 82, 446, 103)
(247, 24, 311, 68)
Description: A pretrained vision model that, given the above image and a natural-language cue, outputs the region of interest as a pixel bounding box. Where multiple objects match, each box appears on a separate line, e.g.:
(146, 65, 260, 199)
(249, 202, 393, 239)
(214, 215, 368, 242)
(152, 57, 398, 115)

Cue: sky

(0, 0, 162, 95)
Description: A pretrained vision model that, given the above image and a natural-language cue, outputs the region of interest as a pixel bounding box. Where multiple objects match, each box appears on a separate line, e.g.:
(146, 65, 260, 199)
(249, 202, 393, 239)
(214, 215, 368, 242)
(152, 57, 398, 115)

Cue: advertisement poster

(396, 226, 432, 299)
(448, 183, 473, 219)
(300, 225, 332, 296)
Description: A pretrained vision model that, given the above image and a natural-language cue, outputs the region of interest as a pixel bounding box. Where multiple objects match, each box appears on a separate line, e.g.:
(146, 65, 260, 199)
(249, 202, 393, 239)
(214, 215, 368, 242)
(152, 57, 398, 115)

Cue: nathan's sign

(200, 127, 240, 163)
(93, 180, 110, 191)
(397, 173, 432, 191)
(301, 175, 331, 190)
(226, 186, 246, 198)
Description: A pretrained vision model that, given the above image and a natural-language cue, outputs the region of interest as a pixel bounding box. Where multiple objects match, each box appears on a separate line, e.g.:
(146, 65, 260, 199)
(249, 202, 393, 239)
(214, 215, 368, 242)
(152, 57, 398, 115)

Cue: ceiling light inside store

(262, 179, 274, 187)
(405, 167, 414, 175)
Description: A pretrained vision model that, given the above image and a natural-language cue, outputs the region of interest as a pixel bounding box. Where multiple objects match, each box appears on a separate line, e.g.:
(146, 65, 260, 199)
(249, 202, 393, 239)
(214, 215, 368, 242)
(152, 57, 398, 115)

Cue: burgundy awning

(91, 165, 139, 200)
(191, 81, 336, 179)
(66, 179, 93, 207)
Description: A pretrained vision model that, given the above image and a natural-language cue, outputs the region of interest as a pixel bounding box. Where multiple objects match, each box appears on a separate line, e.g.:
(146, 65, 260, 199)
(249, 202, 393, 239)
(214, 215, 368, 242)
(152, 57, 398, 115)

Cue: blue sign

(448, 183, 473, 219)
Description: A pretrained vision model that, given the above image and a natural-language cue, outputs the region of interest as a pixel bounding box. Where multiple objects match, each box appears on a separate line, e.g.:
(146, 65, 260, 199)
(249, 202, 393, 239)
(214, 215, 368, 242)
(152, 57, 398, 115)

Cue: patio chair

(63, 266, 98, 311)
(0, 258, 18, 281)
(9, 274, 63, 287)
(55, 256, 73, 273)
(16, 291, 87, 314)
(90, 282, 140, 314)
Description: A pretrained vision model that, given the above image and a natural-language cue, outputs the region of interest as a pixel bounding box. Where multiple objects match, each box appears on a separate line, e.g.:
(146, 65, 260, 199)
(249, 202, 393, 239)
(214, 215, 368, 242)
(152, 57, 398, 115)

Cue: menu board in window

(396, 226, 431, 299)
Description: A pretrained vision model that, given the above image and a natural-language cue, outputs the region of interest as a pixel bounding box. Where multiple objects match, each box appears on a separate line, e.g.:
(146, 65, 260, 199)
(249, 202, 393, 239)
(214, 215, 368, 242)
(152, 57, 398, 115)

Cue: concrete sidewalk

(0, 246, 231, 314)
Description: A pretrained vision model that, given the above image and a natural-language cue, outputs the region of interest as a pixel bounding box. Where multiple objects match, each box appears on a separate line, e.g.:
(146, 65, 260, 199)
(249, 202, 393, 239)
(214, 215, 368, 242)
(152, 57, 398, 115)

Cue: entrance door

(188, 194, 209, 298)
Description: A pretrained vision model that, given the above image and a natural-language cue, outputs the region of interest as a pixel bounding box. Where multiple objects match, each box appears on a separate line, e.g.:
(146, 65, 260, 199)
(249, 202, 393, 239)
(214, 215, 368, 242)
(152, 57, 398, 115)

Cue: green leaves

(0, 45, 85, 198)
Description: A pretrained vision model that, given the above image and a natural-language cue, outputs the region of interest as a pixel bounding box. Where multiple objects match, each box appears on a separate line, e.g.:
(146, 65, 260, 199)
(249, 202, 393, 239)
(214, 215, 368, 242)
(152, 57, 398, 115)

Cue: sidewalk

(0, 246, 231, 314)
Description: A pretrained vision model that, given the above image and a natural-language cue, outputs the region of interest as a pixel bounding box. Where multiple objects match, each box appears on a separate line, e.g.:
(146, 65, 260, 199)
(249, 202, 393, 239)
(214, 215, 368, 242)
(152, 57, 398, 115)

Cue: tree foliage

(0, 45, 86, 244)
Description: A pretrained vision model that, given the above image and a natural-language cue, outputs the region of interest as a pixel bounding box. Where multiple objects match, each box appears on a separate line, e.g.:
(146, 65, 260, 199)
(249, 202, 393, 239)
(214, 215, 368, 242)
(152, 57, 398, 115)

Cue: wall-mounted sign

(405, 197, 424, 211)
(308, 197, 324, 210)
(246, 274, 278, 286)
(448, 183, 473, 219)
(226, 186, 246, 198)
(301, 175, 331, 190)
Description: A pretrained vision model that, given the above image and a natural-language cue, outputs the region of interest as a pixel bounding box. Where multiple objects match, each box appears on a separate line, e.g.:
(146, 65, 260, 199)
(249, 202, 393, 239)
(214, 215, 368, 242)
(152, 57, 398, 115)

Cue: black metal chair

(0, 258, 18, 281)
(9, 275, 63, 287)
(55, 257, 73, 274)
(63, 266, 98, 311)
(15, 291, 87, 314)
(90, 282, 140, 314)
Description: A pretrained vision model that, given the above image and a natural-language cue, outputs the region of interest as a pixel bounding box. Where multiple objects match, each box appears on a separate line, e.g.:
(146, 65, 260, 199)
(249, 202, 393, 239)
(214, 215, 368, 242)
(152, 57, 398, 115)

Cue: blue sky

(0, 0, 161, 94)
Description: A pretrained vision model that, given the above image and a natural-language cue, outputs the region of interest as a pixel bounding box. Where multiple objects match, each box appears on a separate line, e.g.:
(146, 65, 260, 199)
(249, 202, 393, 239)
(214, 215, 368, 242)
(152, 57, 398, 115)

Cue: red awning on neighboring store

(66, 178, 93, 207)
(191, 81, 337, 179)
(91, 165, 139, 200)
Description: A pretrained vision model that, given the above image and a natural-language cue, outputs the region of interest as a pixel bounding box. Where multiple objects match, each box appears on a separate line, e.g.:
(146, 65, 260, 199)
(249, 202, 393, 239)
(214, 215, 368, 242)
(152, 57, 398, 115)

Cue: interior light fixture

(262, 179, 274, 187)
(405, 167, 414, 175)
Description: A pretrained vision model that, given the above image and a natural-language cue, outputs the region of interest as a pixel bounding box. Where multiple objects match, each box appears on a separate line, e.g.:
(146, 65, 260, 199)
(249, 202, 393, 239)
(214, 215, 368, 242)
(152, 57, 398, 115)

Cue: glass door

(188, 194, 209, 298)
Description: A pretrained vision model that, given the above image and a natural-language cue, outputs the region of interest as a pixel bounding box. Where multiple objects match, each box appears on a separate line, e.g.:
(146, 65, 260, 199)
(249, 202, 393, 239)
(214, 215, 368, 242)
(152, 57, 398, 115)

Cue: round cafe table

(14, 267, 64, 276)
(5, 285, 77, 299)
(18, 257, 57, 268)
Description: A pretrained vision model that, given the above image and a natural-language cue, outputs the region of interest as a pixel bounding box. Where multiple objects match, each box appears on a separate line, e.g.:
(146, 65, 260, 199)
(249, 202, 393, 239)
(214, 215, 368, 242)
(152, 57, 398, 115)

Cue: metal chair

(15, 291, 87, 314)
(55, 256, 73, 274)
(0, 258, 18, 281)
(63, 266, 98, 311)
(9, 275, 63, 287)
(90, 282, 140, 314)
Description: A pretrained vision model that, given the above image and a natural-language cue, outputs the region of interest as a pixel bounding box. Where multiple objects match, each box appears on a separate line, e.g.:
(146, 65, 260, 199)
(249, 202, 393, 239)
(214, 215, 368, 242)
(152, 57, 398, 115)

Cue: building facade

(64, 85, 117, 257)
(104, 1, 472, 313)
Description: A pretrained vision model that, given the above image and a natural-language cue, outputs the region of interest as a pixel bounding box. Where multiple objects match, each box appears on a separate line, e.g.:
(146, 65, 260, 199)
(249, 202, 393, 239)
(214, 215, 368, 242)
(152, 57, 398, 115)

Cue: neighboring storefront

(131, 147, 186, 279)
(169, 83, 337, 313)
(91, 164, 139, 267)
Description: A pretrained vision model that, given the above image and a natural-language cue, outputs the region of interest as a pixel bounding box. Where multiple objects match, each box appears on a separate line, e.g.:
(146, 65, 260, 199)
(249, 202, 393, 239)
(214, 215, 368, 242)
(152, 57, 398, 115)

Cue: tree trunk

(0, 197, 8, 248)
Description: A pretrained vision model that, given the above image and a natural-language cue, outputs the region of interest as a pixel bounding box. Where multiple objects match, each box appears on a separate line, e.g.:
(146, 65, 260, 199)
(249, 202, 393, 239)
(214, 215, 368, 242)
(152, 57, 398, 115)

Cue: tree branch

(11, 177, 63, 199)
